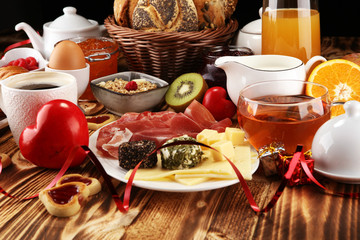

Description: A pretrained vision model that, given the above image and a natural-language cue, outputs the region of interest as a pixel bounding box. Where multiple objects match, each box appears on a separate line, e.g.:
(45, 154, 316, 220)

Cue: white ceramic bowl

(234, 19, 262, 55)
(91, 72, 169, 115)
(0, 47, 48, 70)
(45, 63, 89, 98)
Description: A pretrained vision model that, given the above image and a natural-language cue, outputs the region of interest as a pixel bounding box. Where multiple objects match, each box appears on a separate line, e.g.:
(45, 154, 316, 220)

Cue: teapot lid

(241, 19, 262, 35)
(49, 7, 96, 29)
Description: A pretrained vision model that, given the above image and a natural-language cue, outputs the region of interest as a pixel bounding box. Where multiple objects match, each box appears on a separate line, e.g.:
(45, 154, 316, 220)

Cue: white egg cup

(45, 63, 89, 98)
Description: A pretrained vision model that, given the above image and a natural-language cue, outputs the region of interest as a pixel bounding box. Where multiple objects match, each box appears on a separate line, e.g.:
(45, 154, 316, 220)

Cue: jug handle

(305, 56, 327, 74)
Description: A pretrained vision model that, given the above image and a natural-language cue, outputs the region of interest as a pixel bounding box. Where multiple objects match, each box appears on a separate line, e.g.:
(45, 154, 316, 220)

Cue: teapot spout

(15, 22, 44, 56)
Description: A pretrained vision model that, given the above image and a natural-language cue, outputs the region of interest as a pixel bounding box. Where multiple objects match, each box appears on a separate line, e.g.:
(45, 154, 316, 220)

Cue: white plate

(315, 168, 360, 184)
(89, 127, 260, 192)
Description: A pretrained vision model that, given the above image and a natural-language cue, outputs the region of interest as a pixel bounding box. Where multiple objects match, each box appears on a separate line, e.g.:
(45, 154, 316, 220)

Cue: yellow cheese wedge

(211, 140, 235, 161)
(225, 127, 245, 146)
(196, 129, 218, 145)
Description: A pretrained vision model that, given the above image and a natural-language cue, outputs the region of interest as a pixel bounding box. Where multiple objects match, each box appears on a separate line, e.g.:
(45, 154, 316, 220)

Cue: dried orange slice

(306, 59, 360, 117)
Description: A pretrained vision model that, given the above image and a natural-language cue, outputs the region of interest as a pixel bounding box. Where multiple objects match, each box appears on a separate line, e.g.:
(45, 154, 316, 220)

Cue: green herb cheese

(160, 135, 203, 170)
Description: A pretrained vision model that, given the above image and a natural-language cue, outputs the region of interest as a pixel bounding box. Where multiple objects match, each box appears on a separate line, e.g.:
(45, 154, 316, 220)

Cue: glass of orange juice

(261, 0, 321, 64)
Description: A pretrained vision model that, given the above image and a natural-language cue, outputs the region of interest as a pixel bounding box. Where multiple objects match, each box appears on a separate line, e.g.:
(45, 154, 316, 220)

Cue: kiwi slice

(165, 73, 208, 112)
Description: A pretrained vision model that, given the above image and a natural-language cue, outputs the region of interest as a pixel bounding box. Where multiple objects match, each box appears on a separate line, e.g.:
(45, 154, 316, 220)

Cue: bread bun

(0, 66, 29, 80)
(132, 0, 198, 32)
(193, 0, 238, 30)
(113, 0, 238, 31)
(114, 0, 139, 27)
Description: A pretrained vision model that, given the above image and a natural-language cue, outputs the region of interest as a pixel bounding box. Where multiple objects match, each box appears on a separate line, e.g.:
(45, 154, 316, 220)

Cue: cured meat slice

(210, 118, 233, 132)
(169, 113, 203, 134)
(102, 128, 133, 158)
(96, 100, 232, 159)
(184, 100, 216, 129)
(130, 129, 182, 146)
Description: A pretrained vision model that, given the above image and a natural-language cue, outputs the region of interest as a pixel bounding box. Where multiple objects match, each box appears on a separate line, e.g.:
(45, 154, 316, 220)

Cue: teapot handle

(305, 56, 327, 74)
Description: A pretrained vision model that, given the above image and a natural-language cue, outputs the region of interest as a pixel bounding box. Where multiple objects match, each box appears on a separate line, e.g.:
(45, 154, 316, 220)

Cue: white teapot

(15, 6, 104, 59)
(312, 101, 360, 183)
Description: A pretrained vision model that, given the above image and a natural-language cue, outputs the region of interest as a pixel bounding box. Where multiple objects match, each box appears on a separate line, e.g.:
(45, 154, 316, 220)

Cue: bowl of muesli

(91, 71, 169, 115)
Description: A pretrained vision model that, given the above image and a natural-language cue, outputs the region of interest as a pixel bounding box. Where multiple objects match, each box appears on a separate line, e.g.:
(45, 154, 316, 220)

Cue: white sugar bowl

(312, 101, 360, 182)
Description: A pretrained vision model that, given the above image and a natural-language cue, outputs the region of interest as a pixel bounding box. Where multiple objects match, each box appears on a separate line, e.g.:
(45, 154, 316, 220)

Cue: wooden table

(1, 36, 360, 240)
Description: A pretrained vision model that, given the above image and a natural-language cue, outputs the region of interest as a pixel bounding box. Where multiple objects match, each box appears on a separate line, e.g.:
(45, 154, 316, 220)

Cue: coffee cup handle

(305, 56, 327, 73)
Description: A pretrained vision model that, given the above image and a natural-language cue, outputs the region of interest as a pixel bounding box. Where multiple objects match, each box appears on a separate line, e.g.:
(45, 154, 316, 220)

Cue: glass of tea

(261, 0, 321, 64)
(237, 80, 330, 153)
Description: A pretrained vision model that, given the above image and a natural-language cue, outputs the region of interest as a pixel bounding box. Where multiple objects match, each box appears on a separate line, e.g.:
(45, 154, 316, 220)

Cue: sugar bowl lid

(312, 101, 360, 181)
(49, 6, 97, 29)
(240, 19, 262, 35)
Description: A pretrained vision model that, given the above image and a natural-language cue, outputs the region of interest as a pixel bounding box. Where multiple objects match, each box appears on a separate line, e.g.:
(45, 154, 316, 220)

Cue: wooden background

(0, 37, 360, 239)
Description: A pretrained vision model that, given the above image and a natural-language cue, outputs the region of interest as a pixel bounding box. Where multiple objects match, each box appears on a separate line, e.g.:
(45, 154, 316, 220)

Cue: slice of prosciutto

(96, 100, 232, 158)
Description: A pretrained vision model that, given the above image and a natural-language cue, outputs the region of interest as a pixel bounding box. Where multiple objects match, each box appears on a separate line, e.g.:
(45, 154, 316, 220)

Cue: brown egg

(48, 40, 86, 70)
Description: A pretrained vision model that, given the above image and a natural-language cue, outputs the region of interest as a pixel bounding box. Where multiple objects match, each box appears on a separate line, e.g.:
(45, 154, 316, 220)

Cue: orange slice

(306, 59, 360, 117)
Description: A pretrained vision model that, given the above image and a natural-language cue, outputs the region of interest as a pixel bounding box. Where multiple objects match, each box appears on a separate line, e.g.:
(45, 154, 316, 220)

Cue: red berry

(4, 57, 39, 70)
(125, 81, 138, 91)
(17, 58, 29, 69)
(6, 60, 15, 66)
(25, 57, 38, 68)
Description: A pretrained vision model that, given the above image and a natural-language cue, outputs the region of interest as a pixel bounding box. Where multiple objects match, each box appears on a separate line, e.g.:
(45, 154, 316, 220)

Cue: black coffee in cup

(17, 83, 60, 90)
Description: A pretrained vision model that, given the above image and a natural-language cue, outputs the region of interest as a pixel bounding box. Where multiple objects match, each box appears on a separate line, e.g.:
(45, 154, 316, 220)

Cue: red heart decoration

(19, 99, 89, 169)
(202, 87, 237, 121)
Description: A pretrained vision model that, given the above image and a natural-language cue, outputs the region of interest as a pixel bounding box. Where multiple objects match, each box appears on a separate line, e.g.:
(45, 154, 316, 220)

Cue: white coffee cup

(0, 72, 77, 144)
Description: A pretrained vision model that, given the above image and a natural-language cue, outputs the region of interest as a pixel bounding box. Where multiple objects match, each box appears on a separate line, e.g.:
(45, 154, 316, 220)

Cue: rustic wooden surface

(1, 36, 360, 240)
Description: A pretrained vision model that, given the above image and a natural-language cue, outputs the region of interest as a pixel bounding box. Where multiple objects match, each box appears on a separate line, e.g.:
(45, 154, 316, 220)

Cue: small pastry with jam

(39, 183, 90, 217)
(56, 174, 101, 195)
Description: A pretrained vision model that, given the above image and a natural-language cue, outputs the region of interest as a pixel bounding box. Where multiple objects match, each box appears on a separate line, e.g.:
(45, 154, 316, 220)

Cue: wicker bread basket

(104, 15, 238, 82)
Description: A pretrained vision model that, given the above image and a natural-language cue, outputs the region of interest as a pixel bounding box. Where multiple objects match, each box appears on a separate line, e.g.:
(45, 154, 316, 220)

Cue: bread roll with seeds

(113, 0, 238, 31)
(132, 0, 198, 32)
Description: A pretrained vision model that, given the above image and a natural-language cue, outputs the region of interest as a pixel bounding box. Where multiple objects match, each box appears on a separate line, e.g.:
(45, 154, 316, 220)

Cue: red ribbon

(2, 31, 39, 57)
(0, 145, 80, 200)
(3, 39, 32, 55)
(1, 143, 359, 214)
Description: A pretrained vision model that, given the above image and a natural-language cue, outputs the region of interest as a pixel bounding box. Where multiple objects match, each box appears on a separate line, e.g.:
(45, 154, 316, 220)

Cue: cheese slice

(174, 176, 210, 185)
(234, 145, 252, 180)
(124, 144, 254, 184)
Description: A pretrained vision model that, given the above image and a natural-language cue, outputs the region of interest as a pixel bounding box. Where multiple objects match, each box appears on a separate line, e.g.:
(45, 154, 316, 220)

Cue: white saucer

(315, 168, 360, 184)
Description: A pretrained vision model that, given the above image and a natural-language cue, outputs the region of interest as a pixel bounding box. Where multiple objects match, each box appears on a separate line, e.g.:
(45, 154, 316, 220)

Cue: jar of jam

(198, 46, 254, 89)
(70, 37, 119, 100)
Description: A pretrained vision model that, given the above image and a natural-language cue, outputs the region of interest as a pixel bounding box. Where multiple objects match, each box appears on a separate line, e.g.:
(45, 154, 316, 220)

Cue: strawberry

(125, 81, 138, 91)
